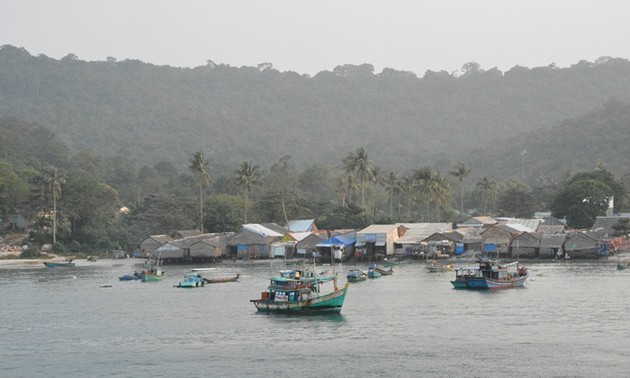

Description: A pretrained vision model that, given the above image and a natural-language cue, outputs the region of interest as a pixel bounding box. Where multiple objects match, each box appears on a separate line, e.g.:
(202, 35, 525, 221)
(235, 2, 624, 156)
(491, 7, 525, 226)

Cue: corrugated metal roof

(357, 224, 398, 234)
(502, 223, 534, 233)
(286, 231, 312, 242)
(506, 219, 542, 232)
(396, 223, 453, 243)
(242, 223, 284, 237)
(286, 219, 315, 232)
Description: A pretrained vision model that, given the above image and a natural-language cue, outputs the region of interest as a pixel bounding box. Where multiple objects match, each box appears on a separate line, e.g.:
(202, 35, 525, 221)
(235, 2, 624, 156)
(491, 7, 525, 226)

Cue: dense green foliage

(550, 179, 615, 229)
(2, 45, 630, 252)
(3, 45, 630, 178)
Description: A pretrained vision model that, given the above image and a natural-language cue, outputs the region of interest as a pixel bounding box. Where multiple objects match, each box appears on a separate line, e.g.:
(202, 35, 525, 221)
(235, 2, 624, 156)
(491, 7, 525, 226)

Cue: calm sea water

(1, 258, 629, 377)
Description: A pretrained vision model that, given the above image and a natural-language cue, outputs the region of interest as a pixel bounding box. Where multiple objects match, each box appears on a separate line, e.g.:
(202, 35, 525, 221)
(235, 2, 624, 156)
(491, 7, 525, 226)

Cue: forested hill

(2, 44, 630, 177)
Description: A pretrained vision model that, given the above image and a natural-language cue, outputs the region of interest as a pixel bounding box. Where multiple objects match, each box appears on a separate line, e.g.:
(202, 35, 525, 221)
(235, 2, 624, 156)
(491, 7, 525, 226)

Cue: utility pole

(521, 149, 527, 182)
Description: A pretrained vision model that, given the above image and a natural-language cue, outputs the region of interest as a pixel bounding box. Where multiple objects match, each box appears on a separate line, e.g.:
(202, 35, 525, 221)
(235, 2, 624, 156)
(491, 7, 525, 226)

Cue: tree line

(1, 117, 627, 255)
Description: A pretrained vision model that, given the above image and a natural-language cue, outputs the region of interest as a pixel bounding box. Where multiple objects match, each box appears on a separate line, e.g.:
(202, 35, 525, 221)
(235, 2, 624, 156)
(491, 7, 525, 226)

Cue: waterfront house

(591, 216, 630, 238)
(356, 224, 406, 260)
(510, 232, 540, 258)
(228, 223, 285, 259)
(394, 223, 453, 257)
(151, 233, 233, 263)
(315, 231, 356, 262)
(539, 234, 566, 258)
(295, 232, 328, 258)
(270, 231, 312, 258)
(564, 232, 601, 259)
(480, 224, 523, 257)
(139, 235, 173, 258)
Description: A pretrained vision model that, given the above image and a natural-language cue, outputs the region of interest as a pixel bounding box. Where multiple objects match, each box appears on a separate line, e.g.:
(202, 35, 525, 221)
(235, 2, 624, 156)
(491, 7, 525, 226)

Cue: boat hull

(251, 284, 349, 314)
(142, 272, 166, 282)
(450, 280, 469, 289)
(178, 280, 204, 288)
(375, 267, 393, 275)
(203, 274, 240, 284)
(43, 262, 75, 268)
(464, 274, 528, 290)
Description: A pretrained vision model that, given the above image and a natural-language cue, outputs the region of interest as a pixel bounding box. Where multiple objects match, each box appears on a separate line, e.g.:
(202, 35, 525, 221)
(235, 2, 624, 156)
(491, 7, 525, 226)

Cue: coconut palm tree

(234, 161, 261, 223)
(476, 176, 497, 214)
(341, 147, 373, 210)
(382, 171, 400, 219)
(44, 166, 65, 244)
(189, 151, 212, 232)
(449, 162, 470, 219)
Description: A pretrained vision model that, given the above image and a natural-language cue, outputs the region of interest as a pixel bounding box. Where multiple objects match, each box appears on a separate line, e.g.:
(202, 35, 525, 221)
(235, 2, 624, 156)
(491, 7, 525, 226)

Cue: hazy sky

(2, 0, 630, 76)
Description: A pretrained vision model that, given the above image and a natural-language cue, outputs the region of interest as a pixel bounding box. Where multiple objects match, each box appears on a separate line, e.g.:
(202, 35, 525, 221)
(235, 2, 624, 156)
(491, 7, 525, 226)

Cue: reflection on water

(1, 259, 630, 377)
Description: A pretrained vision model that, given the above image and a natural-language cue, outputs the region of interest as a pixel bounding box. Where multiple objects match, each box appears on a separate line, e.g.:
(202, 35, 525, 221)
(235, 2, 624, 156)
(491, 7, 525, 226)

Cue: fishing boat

(367, 263, 382, 278)
(119, 271, 143, 281)
(203, 273, 240, 284)
(141, 267, 166, 282)
(43, 260, 75, 268)
(346, 269, 367, 282)
(374, 266, 393, 275)
(177, 272, 205, 288)
(250, 268, 349, 314)
(451, 258, 528, 290)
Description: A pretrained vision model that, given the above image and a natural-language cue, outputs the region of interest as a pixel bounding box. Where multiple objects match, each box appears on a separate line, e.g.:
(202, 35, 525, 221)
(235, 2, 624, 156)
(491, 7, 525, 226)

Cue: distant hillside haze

(2, 45, 630, 180)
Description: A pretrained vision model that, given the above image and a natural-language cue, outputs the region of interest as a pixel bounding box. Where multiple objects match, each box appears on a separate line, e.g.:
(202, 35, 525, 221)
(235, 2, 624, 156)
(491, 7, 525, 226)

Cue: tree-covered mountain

(2, 44, 630, 180)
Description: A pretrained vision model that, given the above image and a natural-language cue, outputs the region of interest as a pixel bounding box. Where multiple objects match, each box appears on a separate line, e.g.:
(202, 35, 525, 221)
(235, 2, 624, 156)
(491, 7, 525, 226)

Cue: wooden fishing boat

(346, 269, 367, 282)
(177, 272, 205, 288)
(141, 267, 166, 282)
(203, 273, 240, 284)
(43, 261, 75, 268)
(451, 258, 528, 290)
(250, 268, 349, 314)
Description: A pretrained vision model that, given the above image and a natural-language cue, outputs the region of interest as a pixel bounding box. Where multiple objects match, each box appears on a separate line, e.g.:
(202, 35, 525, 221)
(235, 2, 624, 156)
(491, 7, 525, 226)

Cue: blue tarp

(483, 243, 497, 252)
(316, 235, 356, 248)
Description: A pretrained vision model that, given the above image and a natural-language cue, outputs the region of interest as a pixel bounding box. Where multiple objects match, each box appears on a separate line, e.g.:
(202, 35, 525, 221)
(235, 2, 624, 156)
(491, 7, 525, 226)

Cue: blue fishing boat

(119, 271, 143, 281)
(251, 268, 349, 314)
(177, 272, 205, 288)
(451, 258, 528, 290)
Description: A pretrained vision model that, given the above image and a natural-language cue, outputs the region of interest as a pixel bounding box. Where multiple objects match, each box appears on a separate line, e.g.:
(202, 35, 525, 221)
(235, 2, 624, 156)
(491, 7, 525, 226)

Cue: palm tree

(341, 147, 373, 210)
(234, 161, 261, 223)
(44, 165, 65, 244)
(189, 151, 212, 232)
(412, 167, 436, 221)
(382, 171, 400, 220)
(433, 173, 452, 221)
(476, 176, 497, 214)
(449, 162, 470, 219)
